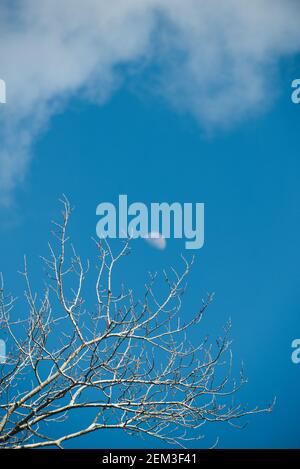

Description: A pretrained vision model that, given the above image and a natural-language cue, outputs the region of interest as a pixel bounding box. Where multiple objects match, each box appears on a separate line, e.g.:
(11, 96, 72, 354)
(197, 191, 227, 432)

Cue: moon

(144, 232, 167, 250)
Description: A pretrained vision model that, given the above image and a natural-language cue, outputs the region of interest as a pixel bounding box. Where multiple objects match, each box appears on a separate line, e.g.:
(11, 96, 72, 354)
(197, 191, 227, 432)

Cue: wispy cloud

(1, 0, 300, 204)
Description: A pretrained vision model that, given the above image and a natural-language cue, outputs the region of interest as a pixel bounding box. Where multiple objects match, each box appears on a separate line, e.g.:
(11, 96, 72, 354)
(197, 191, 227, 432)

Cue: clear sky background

(0, 1, 300, 449)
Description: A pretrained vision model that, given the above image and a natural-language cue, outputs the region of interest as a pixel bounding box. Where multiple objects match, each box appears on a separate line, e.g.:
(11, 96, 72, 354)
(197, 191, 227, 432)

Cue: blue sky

(1, 1, 300, 449)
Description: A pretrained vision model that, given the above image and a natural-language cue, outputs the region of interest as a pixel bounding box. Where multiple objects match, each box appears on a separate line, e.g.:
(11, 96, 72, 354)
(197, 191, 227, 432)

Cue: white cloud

(1, 0, 300, 204)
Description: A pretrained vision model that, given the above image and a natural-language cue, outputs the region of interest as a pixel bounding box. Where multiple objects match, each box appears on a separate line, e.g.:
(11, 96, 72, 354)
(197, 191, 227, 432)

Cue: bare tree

(0, 198, 273, 448)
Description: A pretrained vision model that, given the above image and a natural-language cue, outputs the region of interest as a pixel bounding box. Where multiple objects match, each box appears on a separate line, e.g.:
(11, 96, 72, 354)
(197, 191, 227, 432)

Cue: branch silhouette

(0, 198, 273, 448)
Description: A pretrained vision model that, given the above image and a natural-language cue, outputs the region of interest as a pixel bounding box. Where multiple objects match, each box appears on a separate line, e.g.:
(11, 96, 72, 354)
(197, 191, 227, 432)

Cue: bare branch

(0, 198, 273, 448)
